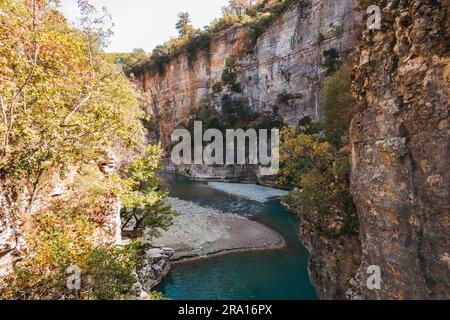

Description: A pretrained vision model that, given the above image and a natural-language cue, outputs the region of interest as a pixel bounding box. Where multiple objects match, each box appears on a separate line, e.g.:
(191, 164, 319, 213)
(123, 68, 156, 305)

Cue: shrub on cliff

(283, 152, 358, 238)
(322, 64, 353, 147)
(279, 126, 358, 237)
(222, 56, 242, 93)
(0, 184, 139, 300)
(322, 48, 343, 76)
(186, 31, 212, 67)
(278, 126, 332, 187)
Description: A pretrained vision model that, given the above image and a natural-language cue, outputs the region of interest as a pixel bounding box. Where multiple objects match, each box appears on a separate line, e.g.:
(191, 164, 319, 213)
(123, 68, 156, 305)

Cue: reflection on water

(155, 173, 317, 300)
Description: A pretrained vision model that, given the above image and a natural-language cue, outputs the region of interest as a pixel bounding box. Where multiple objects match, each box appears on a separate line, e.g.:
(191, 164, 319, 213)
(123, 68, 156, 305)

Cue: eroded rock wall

(350, 0, 449, 299)
(137, 0, 360, 145)
(300, 218, 362, 300)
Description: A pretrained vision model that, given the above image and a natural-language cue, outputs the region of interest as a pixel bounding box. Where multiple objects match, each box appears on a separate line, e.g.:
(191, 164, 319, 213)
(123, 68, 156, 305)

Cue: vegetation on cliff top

(124, 0, 310, 76)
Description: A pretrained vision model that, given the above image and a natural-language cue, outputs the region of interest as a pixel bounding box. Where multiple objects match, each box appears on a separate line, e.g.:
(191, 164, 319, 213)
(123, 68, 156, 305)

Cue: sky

(59, 0, 229, 53)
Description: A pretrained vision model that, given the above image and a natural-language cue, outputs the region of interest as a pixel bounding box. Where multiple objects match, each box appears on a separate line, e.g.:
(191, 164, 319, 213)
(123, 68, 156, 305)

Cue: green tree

(0, 0, 174, 300)
(222, 56, 241, 92)
(322, 65, 353, 147)
(119, 145, 178, 239)
(175, 12, 194, 39)
(227, 0, 254, 17)
(0, 0, 143, 221)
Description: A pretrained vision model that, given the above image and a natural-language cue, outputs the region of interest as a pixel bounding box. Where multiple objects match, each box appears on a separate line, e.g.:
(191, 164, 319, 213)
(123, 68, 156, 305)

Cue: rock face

(350, 0, 449, 299)
(300, 218, 361, 300)
(136, 0, 361, 146)
(136, 246, 174, 292)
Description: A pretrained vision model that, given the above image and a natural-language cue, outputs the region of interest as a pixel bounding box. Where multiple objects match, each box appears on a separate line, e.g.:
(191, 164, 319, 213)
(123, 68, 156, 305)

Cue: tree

(227, 0, 254, 17)
(0, 0, 174, 300)
(322, 65, 353, 147)
(119, 145, 177, 239)
(0, 0, 141, 221)
(222, 55, 241, 92)
(175, 12, 194, 39)
(110, 48, 150, 74)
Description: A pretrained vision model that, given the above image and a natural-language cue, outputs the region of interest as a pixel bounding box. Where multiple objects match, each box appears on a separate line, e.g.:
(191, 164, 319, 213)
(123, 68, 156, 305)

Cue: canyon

(1, 0, 447, 300)
(135, 0, 449, 299)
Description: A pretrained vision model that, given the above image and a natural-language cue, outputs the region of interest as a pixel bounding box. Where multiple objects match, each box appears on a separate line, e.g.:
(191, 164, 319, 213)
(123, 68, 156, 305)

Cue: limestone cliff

(136, 0, 360, 146)
(350, 0, 449, 299)
(300, 217, 362, 299)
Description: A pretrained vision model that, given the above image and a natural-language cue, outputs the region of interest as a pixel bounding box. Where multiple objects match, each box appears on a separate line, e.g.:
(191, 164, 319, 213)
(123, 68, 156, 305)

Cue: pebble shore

(151, 197, 285, 261)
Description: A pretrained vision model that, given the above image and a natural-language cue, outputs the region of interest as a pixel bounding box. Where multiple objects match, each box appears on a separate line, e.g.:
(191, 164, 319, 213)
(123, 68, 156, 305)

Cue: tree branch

(62, 92, 93, 125)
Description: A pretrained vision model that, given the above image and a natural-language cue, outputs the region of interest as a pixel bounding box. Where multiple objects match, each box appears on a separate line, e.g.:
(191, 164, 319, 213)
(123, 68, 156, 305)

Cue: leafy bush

(149, 291, 168, 300)
(84, 245, 139, 300)
(316, 32, 325, 45)
(278, 126, 333, 187)
(322, 65, 353, 147)
(110, 48, 150, 74)
(278, 90, 304, 104)
(186, 31, 212, 67)
(284, 153, 358, 237)
(322, 48, 342, 75)
(119, 145, 178, 240)
(0, 192, 138, 300)
(222, 56, 242, 93)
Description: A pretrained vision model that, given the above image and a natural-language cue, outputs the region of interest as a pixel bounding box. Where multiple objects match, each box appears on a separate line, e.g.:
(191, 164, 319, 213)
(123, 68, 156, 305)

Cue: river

(155, 173, 317, 300)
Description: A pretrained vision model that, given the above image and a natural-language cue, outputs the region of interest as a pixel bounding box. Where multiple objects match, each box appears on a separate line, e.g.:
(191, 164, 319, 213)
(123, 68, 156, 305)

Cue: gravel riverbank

(151, 197, 285, 261)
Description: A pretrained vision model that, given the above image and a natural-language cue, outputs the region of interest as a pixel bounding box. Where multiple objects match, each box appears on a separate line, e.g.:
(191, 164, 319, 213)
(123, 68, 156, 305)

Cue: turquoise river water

(155, 174, 317, 300)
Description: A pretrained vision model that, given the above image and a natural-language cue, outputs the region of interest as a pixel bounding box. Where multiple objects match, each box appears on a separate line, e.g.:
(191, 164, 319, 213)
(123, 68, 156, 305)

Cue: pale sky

(59, 0, 229, 53)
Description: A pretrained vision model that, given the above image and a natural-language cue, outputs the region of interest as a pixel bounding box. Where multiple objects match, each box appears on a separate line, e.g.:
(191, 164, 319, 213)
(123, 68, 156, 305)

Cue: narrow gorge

(132, 0, 449, 299)
(0, 0, 448, 301)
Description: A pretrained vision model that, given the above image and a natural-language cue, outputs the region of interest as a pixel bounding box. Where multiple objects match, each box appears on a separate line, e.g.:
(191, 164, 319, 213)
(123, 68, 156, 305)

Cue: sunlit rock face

(136, 0, 360, 146)
(350, 0, 449, 299)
